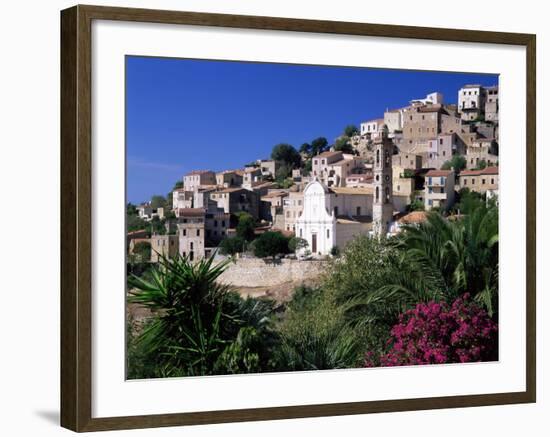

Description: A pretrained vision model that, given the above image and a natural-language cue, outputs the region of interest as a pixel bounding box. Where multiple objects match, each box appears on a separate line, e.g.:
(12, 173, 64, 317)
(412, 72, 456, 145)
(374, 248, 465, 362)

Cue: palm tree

(387, 203, 499, 315)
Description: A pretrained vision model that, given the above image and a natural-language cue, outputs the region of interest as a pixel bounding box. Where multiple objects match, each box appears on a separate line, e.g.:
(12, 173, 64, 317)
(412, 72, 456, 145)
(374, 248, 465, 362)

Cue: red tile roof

(459, 166, 499, 176)
(425, 169, 454, 177)
(318, 151, 343, 158)
(398, 211, 429, 225)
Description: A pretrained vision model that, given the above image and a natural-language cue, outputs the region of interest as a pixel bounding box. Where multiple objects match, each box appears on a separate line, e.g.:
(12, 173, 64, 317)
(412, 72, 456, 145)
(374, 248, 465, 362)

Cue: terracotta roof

(244, 167, 261, 173)
(425, 169, 454, 177)
(261, 190, 289, 199)
(318, 151, 343, 158)
(459, 166, 499, 177)
(197, 185, 218, 192)
(251, 181, 276, 189)
(398, 211, 429, 225)
(185, 170, 213, 176)
(215, 187, 245, 194)
(127, 229, 148, 236)
(177, 208, 206, 217)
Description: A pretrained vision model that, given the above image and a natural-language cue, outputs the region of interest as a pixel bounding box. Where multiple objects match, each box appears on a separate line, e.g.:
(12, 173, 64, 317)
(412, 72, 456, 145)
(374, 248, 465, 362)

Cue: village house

(392, 151, 423, 170)
(241, 167, 263, 189)
(209, 187, 260, 219)
(383, 108, 405, 133)
(261, 189, 289, 229)
(389, 210, 429, 235)
(257, 159, 279, 178)
(421, 133, 456, 169)
(424, 169, 456, 211)
(466, 138, 498, 169)
(458, 84, 484, 121)
(215, 169, 243, 188)
(458, 166, 499, 194)
(136, 203, 152, 220)
(458, 84, 499, 122)
(360, 118, 385, 140)
(150, 234, 179, 262)
(172, 188, 193, 210)
(392, 166, 416, 198)
(282, 190, 304, 233)
(177, 208, 230, 261)
(311, 151, 364, 188)
(183, 170, 216, 192)
(484, 86, 499, 122)
(345, 173, 373, 188)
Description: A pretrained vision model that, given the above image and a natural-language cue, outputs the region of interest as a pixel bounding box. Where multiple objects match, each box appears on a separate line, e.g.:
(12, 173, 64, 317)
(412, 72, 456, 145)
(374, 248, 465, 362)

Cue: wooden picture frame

(61, 4, 536, 432)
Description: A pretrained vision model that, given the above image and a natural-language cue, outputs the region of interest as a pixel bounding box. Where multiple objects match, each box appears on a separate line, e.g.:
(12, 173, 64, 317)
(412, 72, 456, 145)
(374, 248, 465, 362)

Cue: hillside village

(127, 84, 499, 262)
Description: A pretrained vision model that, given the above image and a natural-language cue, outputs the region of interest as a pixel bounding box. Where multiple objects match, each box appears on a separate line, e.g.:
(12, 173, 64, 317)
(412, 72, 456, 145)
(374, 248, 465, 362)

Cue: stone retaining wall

(218, 258, 327, 287)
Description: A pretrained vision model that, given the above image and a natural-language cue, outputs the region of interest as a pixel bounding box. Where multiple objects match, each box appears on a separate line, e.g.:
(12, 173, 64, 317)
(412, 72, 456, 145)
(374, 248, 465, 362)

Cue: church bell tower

(373, 126, 393, 236)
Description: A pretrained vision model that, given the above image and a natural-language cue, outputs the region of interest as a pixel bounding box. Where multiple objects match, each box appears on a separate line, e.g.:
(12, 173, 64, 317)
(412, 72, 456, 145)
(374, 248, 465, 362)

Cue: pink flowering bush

(365, 294, 498, 367)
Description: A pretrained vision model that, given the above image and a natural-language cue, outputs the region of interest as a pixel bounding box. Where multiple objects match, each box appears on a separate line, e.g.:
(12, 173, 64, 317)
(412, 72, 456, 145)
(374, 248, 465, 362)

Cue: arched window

(385, 150, 390, 168)
(375, 186, 379, 202)
(376, 149, 380, 165)
(385, 187, 390, 203)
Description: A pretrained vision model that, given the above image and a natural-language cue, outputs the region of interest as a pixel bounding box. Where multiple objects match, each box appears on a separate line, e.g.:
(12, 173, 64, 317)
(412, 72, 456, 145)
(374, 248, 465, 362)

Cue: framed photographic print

(60, 4, 536, 432)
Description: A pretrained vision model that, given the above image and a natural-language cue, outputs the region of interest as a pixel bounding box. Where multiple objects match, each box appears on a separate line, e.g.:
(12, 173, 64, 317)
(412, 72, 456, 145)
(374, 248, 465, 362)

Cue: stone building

(421, 133, 455, 169)
(457, 84, 499, 122)
(424, 169, 455, 211)
(392, 151, 423, 170)
(137, 204, 152, 219)
(372, 131, 394, 236)
(257, 159, 279, 178)
(458, 84, 484, 121)
(283, 190, 304, 233)
(484, 86, 499, 122)
(360, 118, 385, 140)
(177, 208, 230, 261)
(311, 151, 364, 188)
(150, 234, 179, 262)
(241, 167, 263, 189)
(345, 173, 373, 188)
(458, 166, 499, 194)
(172, 188, 193, 210)
(466, 138, 498, 169)
(183, 170, 216, 192)
(215, 170, 243, 188)
(261, 190, 289, 228)
(209, 187, 260, 219)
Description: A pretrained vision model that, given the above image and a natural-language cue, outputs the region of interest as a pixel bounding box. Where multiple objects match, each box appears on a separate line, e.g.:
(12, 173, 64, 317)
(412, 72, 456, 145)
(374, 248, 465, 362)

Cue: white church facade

(295, 180, 374, 256)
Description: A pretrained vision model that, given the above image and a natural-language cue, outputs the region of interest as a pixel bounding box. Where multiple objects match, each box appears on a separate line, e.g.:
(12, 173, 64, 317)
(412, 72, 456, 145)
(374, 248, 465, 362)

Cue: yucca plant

(127, 253, 234, 377)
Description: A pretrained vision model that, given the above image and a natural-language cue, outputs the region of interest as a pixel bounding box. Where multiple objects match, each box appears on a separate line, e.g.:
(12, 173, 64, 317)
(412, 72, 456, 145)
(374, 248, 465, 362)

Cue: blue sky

(126, 56, 498, 203)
